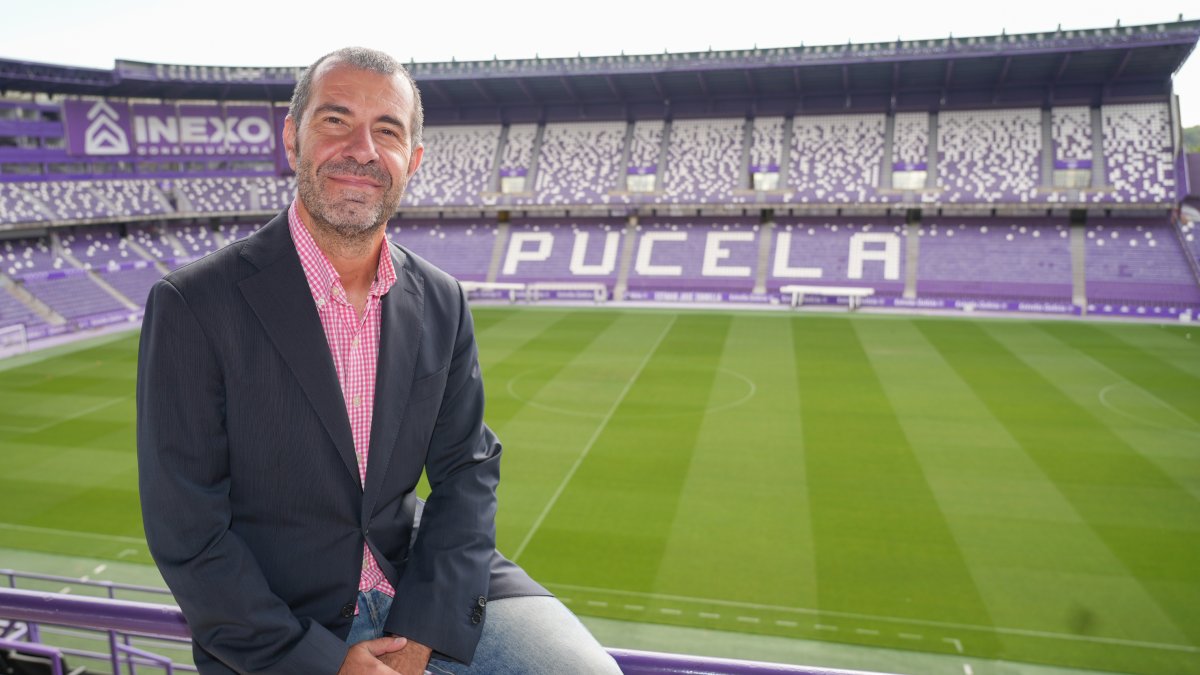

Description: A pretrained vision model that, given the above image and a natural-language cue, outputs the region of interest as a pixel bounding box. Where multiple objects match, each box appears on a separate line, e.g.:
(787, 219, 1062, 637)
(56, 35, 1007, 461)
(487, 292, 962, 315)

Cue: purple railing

(0, 588, 894, 675)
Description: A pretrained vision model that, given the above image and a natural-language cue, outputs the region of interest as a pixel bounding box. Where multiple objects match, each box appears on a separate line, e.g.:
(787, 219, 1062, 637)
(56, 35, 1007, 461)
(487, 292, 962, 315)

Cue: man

(137, 47, 621, 675)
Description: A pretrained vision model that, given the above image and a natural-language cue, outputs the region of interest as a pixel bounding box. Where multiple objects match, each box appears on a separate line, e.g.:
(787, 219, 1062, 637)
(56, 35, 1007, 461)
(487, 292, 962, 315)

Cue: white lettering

(772, 231, 823, 279)
(145, 116, 178, 144)
(501, 232, 553, 275)
(237, 117, 272, 145)
(634, 232, 686, 276)
(569, 231, 620, 276)
(848, 233, 901, 280)
(210, 117, 232, 143)
(180, 117, 208, 143)
(701, 231, 754, 277)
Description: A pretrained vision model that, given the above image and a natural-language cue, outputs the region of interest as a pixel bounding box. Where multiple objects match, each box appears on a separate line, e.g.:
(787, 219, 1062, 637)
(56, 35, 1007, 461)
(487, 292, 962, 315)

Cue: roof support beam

(1053, 52, 1072, 82)
(695, 71, 710, 97)
(1109, 48, 1134, 81)
(993, 55, 1012, 103)
(424, 79, 454, 106)
(603, 74, 622, 100)
(649, 72, 665, 100)
(470, 79, 495, 104)
(558, 75, 581, 104)
(515, 77, 536, 103)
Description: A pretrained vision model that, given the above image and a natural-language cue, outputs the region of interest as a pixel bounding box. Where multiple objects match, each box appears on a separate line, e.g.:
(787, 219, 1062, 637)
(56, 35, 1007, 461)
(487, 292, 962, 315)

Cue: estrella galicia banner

(63, 99, 277, 158)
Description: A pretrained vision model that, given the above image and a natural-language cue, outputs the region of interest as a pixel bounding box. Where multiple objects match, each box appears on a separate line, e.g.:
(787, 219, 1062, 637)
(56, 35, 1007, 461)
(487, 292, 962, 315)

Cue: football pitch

(1, 307, 1198, 674)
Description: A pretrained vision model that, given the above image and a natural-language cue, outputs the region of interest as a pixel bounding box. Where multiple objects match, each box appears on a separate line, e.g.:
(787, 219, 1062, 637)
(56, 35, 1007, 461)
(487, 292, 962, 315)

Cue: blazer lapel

(363, 243, 424, 513)
(237, 215, 361, 488)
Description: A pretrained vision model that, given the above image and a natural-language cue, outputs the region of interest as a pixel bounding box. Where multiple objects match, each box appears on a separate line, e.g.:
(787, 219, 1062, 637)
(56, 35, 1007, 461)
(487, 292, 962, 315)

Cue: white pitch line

(93, 565, 107, 575)
(899, 633, 923, 641)
(856, 628, 880, 636)
(511, 315, 677, 562)
(815, 624, 838, 632)
(944, 637, 964, 654)
(623, 604, 645, 612)
(0, 522, 144, 545)
(586, 600, 608, 608)
(700, 613, 722, 620)
(737, 616, 761, 624)
(775, 620, 798, 628)
(660, 608, 683, 616)
(963, 664, 974, 675)
(1, 395, 132, 434)
(543, 581, 1200, 654)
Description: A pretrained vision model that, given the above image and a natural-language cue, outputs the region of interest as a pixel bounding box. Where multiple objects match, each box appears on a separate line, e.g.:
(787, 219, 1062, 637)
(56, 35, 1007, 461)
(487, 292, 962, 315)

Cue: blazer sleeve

(137, 278, 349, 675)
(382, 281, 501, 664)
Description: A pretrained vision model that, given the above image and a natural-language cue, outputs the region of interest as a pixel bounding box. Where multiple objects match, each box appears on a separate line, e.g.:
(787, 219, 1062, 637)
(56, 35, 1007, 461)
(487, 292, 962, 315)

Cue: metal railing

(0, 580, 894, 675)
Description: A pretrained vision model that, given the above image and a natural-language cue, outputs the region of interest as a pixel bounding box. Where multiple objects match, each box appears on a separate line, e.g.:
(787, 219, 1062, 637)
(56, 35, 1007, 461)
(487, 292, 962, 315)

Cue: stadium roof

(1, 19, 1197, 124)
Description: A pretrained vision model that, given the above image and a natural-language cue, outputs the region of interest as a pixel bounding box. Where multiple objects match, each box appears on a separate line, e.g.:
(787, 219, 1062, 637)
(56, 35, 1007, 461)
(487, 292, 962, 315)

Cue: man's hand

(378, 638, 433, 675)
(338, 636, 408, 674)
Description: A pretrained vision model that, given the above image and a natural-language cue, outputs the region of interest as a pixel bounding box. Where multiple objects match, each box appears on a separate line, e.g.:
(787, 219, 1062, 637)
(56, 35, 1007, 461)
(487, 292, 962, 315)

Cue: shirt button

(353, 395, 362, 407)
(351, 337, 359, 349)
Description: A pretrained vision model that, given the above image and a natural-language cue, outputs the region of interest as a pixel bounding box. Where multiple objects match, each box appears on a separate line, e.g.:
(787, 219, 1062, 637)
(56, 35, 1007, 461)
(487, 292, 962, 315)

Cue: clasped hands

(338, 636, 433, 675)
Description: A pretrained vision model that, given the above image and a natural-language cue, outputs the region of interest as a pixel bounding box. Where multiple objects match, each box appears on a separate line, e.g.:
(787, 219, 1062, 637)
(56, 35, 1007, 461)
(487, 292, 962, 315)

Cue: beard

(294, 147, 408, 241)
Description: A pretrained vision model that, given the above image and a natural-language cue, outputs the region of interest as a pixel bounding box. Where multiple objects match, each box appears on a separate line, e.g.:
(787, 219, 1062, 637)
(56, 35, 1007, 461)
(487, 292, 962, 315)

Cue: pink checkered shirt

(288, 202, 397, 598)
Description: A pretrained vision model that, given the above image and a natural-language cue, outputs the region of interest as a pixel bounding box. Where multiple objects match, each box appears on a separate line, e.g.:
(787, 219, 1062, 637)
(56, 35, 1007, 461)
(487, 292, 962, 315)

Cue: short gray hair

(289, 47, 424, 148)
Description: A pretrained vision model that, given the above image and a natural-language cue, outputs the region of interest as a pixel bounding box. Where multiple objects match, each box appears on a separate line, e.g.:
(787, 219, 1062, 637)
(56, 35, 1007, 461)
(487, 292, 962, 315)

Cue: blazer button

(476, 596, 487, 608)
(340, 602, 356, 619)
(470, 612, 482, 625)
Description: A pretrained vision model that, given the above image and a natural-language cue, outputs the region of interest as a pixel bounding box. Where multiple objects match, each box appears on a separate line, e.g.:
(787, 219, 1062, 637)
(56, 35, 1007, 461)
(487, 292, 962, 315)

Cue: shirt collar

(287, 200, 398, 305)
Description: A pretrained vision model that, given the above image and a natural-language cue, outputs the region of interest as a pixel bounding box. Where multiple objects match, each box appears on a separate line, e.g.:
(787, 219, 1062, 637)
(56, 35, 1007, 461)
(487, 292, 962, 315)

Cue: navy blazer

(137, 212, 545, 674)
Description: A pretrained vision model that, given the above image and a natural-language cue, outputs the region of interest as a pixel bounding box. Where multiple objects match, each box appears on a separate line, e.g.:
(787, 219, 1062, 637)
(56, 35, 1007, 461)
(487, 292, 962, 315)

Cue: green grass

(1, 309, 1198, 674)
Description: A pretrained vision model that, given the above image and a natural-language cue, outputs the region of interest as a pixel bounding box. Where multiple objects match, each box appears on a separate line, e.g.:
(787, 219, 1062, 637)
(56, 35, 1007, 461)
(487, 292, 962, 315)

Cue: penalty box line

(511, 314, 678, 562)
(546, 582, 1200, 654)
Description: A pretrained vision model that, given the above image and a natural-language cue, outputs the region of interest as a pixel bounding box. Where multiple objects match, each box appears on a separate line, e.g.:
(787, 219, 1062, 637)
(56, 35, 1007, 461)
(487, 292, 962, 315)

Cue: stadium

(1, 13, 1199, 675)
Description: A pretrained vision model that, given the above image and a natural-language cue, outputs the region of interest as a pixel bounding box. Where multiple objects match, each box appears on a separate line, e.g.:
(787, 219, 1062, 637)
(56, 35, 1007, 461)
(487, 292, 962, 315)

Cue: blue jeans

(346, 589, 621, 674)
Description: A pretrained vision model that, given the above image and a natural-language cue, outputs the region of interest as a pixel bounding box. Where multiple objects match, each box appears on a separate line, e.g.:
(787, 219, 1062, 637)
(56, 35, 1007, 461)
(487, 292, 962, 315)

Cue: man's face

(284, 61, 423, 240)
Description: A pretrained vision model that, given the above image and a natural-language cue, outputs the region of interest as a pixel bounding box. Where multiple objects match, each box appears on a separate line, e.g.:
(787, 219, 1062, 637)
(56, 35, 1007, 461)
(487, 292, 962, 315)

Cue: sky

(2, 0, 1198, 126)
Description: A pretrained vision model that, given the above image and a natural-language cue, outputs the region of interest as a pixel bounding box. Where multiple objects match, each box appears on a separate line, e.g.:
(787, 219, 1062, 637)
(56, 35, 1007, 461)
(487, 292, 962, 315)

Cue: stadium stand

(0, 18, 1198, 671)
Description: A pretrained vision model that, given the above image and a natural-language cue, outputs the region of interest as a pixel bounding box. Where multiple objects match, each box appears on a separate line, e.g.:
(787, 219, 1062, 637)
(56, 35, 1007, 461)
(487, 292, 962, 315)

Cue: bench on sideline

(0, 588, 896, 675)
(779, 285, 875, 311)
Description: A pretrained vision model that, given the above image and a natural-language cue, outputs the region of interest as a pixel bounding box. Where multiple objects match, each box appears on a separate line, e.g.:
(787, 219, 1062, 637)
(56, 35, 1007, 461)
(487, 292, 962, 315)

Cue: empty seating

(789, 114, 885, 203)
(917, 219, 1072, 301)
(1085, 219, 1200, 305)
(936, 108, 1041, 203)
(533, 122, 625, 205)
(403, 125, 500, 207)
(1096, 103, 1175, 203)
(662, 119, 743, 203)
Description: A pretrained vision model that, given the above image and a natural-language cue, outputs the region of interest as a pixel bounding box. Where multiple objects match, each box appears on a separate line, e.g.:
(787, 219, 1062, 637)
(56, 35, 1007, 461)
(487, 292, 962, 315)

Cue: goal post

(0, 323, 29, 358)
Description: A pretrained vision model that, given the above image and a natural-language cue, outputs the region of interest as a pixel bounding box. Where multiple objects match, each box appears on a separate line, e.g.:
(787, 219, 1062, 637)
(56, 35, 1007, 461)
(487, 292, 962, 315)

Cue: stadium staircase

(903, 220, 920, 299)
(1070, 223, 1088, 310)
(121, 237, 172, 275)
(0, 275, 64, 327)
(613, 217, 640, 300)
(485, 222, 510, 283)
(1170, 218, 1200, 293)
(753, 219, 774, 295)
(54, 238, 139, 312)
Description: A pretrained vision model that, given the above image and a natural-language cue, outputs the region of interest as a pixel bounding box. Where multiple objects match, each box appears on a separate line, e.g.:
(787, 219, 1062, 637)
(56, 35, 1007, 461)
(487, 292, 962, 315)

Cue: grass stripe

(919, 320, 1200, 650)
(481, 310, 621, 431)
(856, 318, 1193, 672)
(653, 314, 817, 608)
(1038, 323, 1200, 425)
(511, 314, 677, 561)
(791, 317, 999, 652)
(516, 313, 732, 591)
